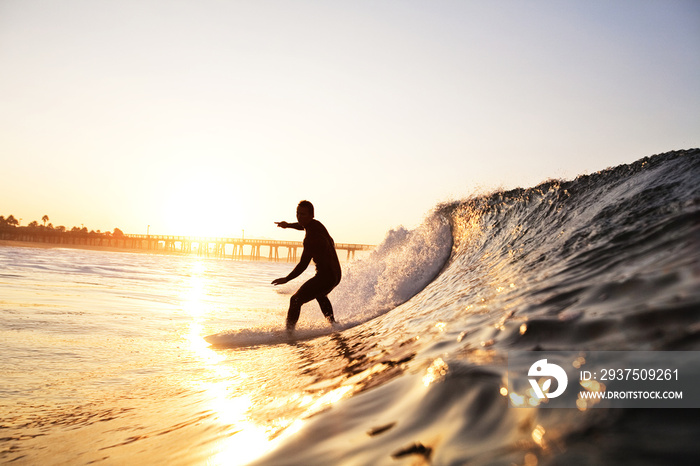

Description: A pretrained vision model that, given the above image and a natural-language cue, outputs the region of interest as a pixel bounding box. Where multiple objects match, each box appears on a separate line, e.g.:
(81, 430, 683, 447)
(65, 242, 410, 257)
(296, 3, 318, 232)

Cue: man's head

(296, 200, 314, 227)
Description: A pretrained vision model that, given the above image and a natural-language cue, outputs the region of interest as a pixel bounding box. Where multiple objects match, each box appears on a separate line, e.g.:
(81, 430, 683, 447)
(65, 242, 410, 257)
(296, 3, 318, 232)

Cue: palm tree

(42, 215, 49, 227)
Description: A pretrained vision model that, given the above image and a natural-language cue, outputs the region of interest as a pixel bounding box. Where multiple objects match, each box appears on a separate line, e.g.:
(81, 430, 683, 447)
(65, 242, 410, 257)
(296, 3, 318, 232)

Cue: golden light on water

(176, 259, 360, 464)
(182, 261, 225, 364)
(181, 260, 207, 316)
(527, 386, 544, 407)
(204, 387, 277, 466)
(509, 391, 525, 406)
(577, 379, 606, 411)
(178, 260, 278, 464)
(508, 386, 545, 408)
(572, 356, 586, 369)
(300, 385, 355, 416)
(531, 424, 546, 448)
(187, 322, 226, 365)
(423, 358, 449, 387)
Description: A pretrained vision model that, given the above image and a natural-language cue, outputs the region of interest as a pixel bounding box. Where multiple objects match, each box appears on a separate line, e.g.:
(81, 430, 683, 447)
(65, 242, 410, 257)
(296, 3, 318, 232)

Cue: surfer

(272, 200, 342, 331)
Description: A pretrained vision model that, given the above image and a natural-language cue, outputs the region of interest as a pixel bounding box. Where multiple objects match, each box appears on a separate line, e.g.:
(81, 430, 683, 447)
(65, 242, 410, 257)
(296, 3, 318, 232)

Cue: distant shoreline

(0, 239, 339, 262)
(0, 239, 179, 255)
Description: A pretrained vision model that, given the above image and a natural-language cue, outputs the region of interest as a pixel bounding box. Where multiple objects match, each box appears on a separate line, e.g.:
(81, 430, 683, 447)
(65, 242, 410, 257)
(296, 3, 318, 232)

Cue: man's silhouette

(272, 200, 342, 331)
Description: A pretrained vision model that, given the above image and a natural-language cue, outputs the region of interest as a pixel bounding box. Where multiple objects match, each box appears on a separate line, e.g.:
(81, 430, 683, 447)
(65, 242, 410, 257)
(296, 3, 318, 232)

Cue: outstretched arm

(271, 248, 311, 285)
(275, 221, 304, 231)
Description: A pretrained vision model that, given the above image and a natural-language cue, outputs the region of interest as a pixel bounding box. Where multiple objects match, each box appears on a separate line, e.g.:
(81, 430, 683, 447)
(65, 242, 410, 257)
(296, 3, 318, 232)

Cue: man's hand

(275, 221, 289, 229)
(272, 277, 289, 286)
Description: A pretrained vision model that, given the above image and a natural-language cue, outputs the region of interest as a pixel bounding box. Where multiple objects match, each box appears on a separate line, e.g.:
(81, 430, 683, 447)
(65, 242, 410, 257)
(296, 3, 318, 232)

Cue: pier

(128, 235, 374, 261)
(1, 230, 374, 262)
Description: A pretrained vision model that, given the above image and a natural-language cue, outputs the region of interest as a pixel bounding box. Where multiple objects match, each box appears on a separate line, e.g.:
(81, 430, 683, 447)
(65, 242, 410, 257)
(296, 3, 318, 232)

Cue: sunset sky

(1, 0, 698, 244)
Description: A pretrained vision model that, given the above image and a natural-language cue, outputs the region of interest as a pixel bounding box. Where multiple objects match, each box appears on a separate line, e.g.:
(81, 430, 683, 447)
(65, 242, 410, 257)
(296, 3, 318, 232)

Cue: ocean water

(2, 149, 699, 465)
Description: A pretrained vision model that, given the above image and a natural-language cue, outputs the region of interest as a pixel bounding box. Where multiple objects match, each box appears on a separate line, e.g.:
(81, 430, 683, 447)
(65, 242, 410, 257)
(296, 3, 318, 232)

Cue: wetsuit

(284, 219, 342, 329)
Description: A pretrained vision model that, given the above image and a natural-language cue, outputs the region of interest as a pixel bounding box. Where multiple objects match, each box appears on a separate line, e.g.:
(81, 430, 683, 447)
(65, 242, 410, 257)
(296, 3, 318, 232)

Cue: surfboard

(204, 324, 344, 348)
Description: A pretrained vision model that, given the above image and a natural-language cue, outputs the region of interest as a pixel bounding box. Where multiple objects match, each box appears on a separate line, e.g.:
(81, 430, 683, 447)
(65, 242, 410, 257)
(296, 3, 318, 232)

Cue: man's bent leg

(287, 276, 339, 330)
(286, 294, 304, 331)
(316, 295, 335, 324)
(286, 277, 325, 331)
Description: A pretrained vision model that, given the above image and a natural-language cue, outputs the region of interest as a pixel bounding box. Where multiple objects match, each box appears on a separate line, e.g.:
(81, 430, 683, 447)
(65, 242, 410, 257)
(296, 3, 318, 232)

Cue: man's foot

(328, 318, 341, 330)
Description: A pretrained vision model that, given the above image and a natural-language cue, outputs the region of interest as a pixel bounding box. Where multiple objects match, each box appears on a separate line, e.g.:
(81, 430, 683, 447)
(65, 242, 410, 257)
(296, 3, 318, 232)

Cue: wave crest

(334, 212, 452, 324)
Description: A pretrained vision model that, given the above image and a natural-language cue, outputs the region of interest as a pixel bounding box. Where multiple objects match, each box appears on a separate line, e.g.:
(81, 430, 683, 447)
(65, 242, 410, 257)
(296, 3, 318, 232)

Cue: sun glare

(178, 259, 360, 465)
(160, 179, 246, 238)
(178, 260, 280, 464)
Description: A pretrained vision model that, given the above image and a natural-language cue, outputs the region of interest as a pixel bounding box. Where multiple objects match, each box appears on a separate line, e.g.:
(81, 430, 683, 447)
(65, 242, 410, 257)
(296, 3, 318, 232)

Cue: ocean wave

(333, 210, 453, 325)
(256, 149, 700, 465)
